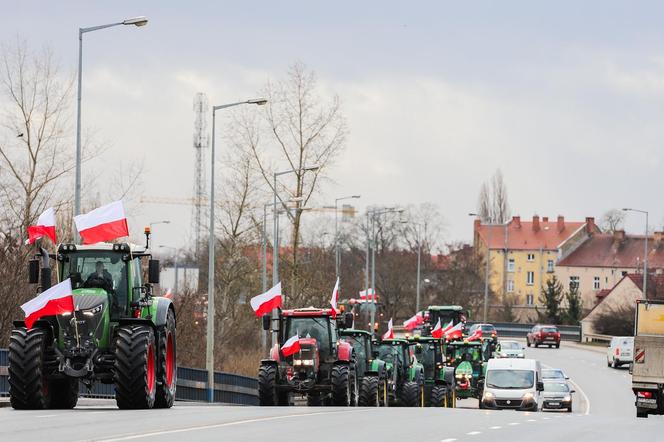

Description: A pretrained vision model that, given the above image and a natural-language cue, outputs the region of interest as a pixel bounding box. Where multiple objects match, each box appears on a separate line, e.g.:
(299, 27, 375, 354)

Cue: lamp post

(334, 195, 360, 278)
(207, 98, 267, 403)
(74, 16, 149, 235)
(623, 208, 649, 296)
(158, 245, 178, 294)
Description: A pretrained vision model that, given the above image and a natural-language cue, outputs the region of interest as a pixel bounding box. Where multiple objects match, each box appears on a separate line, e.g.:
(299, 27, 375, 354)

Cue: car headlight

(483, 391, 494, 401)
(563, 395, 571, 402)
(522, 392, 535, 401)
(500, 352, 508, 357)
(293, 359, 314, 366)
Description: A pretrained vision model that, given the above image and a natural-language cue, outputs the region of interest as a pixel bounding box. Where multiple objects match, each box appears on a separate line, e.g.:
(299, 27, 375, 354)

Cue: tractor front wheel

(8, 327, 51, 409)
(401, 381, 424, 407)
(430, 385, 447, 407)
(114, 325, 157, 409)
(154, 309, 177, 409)
(358, 376, 380, 406)
(331, 365, 351, 406)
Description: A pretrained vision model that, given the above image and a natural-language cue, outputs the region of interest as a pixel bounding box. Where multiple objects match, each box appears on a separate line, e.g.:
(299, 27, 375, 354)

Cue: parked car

(541, 381, 574, 412)
(527, 325, 561, 348)
(481, 358, 543, 411)
(542, 368, 569, 381)
(607, 336, 634, 368)
(495, 340, 525, 358)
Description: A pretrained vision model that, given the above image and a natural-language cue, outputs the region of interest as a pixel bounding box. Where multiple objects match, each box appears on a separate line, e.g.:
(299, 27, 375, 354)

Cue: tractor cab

(408, 336, 456, 407)
(445, 340, 486, 400)
(375, 338, 425, 406)
(424, 305, 468, 335)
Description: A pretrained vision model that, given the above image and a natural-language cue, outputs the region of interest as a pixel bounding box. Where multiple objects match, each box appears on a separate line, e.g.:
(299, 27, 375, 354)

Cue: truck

(632, 299, 664, 418)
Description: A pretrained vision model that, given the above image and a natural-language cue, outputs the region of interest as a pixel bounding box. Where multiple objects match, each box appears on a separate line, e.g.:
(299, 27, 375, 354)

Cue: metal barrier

(0, 348, 258, 405)
(582, 333, 612, 344)
(466, 322, 582, 342)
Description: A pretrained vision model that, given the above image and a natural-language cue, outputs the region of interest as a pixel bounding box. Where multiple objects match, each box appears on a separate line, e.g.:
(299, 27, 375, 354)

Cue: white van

(481, 358, 543, 411)
(607, 336, 633, 368)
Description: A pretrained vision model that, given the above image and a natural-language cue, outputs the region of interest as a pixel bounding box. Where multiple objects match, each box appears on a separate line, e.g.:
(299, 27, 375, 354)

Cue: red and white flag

(74, 200, 129, 245)
(330, 277, 340, 316)
(281, 333, 301, 357)
(441, 320, 454, 334)
(444, 322, 464, 340)
(21, 279, 74, 329)
(250, 282, 282, 316)
(359, 288, 377, 301)
(403, 312, 423, 331)
(382, 318, 394, 340)
(431, 318, 444, 339)
(467, 328, 482, 342)
(26, 207, 57, 245)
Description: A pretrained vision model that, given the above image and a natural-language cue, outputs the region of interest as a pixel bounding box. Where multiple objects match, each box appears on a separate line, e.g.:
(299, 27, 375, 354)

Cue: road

(0, 342, 659, 442)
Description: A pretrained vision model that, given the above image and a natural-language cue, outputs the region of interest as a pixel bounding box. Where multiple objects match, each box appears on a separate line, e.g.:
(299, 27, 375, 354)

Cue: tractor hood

(57, 288, 111, 351)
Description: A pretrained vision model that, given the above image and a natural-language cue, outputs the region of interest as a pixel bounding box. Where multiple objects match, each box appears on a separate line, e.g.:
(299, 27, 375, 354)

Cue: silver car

(541, 381, 574, 412)
(496, 340, 525, 358)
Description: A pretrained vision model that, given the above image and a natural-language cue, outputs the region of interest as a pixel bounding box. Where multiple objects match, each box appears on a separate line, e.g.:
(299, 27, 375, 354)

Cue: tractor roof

(426, 305, 464, 311)
(58, 242, 148, 254)
(378, 338, 409, 345)
(281, 307, 336, 317)
(339, 329, 371, 336)
(407, 336, 439, 343)
(448, 340, 482, 347)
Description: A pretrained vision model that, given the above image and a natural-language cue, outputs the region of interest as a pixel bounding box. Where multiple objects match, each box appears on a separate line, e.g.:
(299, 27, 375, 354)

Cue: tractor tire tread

(8, 327, 50, 410)
(358, 375, 380, 407)
(114, 325, 157, 409)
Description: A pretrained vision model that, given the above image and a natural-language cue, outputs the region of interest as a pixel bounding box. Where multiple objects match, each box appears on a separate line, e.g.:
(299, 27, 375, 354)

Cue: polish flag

(359, 288, 377, 301)
(382, 318, 394, 340)
(444, 322, 464, 340)
(431, 318, 444, 339)
(250, 282, 282, 316)
(403, 312, 423, 331)
(467, 328, 483, 342)
(330, 277, 340, 316)
(74, 201, 129, 245)
(281, 333, 301, 357)
(26, 207, 57, 245)
(441, 320, 454, 334)
(21, 279, 74, 329)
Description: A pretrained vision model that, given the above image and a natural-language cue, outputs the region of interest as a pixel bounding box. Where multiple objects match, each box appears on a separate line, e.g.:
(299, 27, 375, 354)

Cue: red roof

(558, 232, 664, 269)
(475, 216, 593, 251)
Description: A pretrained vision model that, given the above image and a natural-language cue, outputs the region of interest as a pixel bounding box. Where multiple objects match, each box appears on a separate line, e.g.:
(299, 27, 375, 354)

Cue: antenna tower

(192, 92, 209, 258)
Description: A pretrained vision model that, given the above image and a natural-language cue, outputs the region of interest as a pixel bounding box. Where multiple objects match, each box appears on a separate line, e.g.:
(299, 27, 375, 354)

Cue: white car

(496, 340, 525, 358)
(481, 358, 544, 411)
(607, 336, 633, 368)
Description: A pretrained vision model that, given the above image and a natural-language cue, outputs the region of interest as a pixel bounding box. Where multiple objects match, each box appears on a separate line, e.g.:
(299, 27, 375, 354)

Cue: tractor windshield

(286, 317, 333, 359)
(414, 343, 437, 379)
(429, 309, 465, 329)
(344, 335, 368, 374)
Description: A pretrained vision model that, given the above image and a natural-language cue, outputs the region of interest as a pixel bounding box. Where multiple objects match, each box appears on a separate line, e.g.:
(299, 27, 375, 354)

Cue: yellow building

(473, 215, 598, 321)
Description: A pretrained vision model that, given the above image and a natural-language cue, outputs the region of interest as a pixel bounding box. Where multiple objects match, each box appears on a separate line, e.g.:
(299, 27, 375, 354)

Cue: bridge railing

(465, 322, 582, 342)
(0, 348, 258, 405)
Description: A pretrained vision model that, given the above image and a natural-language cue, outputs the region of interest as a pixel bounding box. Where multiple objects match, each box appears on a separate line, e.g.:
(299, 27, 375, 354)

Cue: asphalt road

(0, 342, 659, 442)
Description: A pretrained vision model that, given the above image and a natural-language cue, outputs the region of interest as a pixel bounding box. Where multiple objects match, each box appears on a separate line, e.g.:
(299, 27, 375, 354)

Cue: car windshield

(543, 382, 569, 393)
(501, 341, 521, 350)
(542, 369, 565, 379)
(541, 327, 558, 333)
(286, 317, 332, 359)
(486, 369, 534, 389)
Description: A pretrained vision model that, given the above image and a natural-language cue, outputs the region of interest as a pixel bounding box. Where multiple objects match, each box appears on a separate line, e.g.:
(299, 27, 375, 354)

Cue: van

(481, 358, 543, 411)
(607, 336, 633, 368)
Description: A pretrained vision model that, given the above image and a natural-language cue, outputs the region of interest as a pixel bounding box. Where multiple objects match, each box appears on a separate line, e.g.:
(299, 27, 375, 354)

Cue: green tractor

(423, 305, 468, 335)
(445, 340, 490, 404)
(339, 329, 388, 406)
(408, 336, 456, 407)
(375, 338, 425, 407)
(9, 238, 176, 410)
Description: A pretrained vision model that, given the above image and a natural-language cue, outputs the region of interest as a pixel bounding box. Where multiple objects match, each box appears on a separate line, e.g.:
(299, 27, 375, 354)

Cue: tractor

(9, 235, 176, 410)
(375, 338, 425, 407)
(408, 336, 455, 407)
(445, 340, 489, 404)
(423, 305, 468, 335)
(258, 307, 357, 406)
(339, 329, 388, 406)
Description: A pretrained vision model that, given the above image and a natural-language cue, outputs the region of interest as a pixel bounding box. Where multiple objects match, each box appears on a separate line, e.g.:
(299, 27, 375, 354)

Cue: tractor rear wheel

(401, 381, 424, 407)
(8, 327, 51, 409)
(154, 309, 177, 408)
(49, 378, 79, 409)
(430, 385, 447, 407)
(114, 325, 157, 409)
(358, 376, 380, 406)
(331, 364, 351, 406)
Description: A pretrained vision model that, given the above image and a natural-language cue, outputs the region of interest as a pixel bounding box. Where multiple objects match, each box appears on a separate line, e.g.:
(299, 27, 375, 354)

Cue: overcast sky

(3, 1, 664, 252)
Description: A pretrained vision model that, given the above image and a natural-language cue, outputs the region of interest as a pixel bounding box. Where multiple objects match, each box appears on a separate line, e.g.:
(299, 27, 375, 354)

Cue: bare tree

(600, 209, 625, 233)
(477, 169, 510, 224)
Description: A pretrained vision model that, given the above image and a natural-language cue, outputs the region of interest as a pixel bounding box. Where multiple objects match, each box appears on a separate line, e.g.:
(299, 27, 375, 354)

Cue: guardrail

(465, 322, 582, 342)
(0, 348, 258, 405)
(582, 333, 612, 344)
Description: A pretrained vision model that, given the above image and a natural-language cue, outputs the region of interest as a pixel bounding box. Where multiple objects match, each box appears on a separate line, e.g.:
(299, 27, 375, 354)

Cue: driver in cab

(85, 261, 114, 292)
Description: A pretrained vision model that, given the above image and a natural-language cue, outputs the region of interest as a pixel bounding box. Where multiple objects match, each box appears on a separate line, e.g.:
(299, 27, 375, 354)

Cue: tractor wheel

(358, 376, 380, 406)
(8, 327, 51, 409)
(49, 378, 79, 409)
(401, 381, 424, 407)
(307, 394, 325, 406)
(331, 364, 351, 406)
(114, 325, 157, 409)
(430, 385, 447, 407)
(154, 309, 177, 408)
(258, 363, 278, 405)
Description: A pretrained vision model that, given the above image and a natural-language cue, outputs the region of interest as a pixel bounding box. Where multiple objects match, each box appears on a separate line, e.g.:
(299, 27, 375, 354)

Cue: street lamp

(207, 98, 267, 403)
(623, 208, 649, 296)
(158, 245, 179, 294)
(74, 16, 149, 234)
(335, 195, 361, 278)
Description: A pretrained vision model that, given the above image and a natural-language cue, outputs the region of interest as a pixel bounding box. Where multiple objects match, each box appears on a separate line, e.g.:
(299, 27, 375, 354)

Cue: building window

(526, 294, 534, 305)
(547, 260, 554, 273)
(527, 271, 534, 285)
(593, 276, 600, 290)
(570, 276, 580, 290)
(527, 253, 535, 262)
(508, 258, 515, 272)
(507, 280, 514, 292)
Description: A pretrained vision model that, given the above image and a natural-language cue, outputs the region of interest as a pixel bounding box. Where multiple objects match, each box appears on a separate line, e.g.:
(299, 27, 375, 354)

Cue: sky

(3, 1, 664, 253)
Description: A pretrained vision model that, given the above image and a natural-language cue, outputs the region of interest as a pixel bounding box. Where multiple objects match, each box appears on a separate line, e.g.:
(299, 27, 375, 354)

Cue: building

(556, 230, 664, 309)
(473, 215, 599, 321)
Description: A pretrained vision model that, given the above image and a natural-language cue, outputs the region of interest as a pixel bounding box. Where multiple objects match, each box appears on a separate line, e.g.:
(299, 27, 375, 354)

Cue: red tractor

(258, 307, 357, 406)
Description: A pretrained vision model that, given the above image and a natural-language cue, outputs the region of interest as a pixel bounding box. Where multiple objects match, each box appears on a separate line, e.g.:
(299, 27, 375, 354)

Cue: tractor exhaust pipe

(39, 247, 51, 291)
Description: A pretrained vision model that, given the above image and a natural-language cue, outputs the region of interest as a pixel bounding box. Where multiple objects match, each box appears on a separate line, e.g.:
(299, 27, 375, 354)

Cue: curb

(564, 341, 606, 354)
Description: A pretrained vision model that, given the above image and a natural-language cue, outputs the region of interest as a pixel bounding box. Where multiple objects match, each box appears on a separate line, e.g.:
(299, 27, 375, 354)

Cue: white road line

(567, 378, 591, 416)
(440, 439, 457, 442)
(527, 419, 537, 422)
(489, 426, 502, 429)
(467, 431, 482, 435)
(88, 409, 373, 441)
(508, 422, 520, 426)
(36, 414, 58, 418)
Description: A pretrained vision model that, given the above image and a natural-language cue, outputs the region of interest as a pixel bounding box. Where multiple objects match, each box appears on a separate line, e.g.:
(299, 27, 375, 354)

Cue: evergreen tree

(537, 276, 564, 324)
(563, 286, 583, 325)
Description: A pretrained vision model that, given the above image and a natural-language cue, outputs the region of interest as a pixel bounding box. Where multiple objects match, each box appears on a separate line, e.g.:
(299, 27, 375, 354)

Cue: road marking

(36, 414, 58, 418)
(527, 419, 536, 422)
(489, 426, 502, 429)
(440, 439, 457, 442)
(567, 378, 591, 416)
(466, 431, 481, 435)
(542, 417, 551, 420)
(89, 409, 374, 441)
(508, 422, 520, 426)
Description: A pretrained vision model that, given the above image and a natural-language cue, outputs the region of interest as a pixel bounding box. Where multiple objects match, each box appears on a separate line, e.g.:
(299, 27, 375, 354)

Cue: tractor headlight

(455, 373, 467, 380)
(293, 359, 314, 366)
(83, 304, 103, 317)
